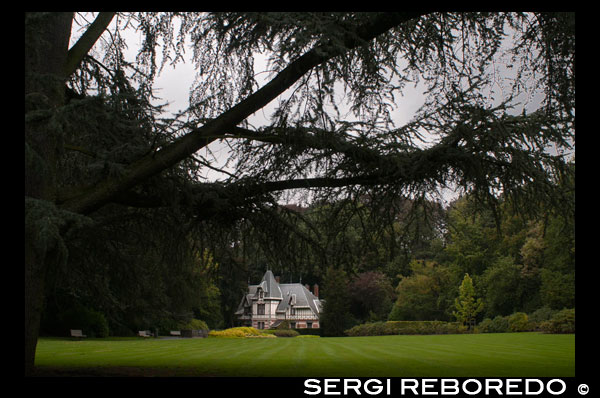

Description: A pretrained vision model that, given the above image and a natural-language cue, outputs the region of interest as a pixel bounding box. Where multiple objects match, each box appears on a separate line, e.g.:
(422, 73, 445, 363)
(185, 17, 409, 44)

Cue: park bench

(70, 329, 86, 338)
(138, 330, 152, 338)
(170, 330, 181, 336)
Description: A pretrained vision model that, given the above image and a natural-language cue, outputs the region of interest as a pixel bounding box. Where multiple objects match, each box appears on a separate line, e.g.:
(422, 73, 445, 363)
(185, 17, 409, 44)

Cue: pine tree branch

(222, 125, 383, 163)
(65, 12, 116, 78)
(105, 138, 463, 214)
(59, 12, 428, 215)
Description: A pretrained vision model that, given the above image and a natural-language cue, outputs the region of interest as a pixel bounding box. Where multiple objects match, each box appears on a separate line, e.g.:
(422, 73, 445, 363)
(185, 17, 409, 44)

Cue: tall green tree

(444, 197, 502, 276)
(25, 12, 574, 374)
(480, 256, 524, 317)
(348, 271, 396, 322)
(453, 273, 484, 328)
(320, 266, 352, 336)
(389, 260, 457, 321)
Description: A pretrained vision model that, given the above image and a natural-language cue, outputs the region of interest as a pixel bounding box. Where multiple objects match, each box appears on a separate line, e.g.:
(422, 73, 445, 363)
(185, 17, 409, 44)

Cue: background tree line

(303, 164, 573, 335)
(41, 160, 574, 337)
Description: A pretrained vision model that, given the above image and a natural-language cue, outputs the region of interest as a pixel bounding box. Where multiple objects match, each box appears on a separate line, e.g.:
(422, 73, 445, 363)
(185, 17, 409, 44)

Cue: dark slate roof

(277, 283, 322, 315)
(257, 270, 283, 299)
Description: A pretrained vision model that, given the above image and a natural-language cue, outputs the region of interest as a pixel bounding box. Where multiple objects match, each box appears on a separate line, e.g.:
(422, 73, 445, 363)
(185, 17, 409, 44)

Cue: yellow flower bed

(208, 327, 273, 338)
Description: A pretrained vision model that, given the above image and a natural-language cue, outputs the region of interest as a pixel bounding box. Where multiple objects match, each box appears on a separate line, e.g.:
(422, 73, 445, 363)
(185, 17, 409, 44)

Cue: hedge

(478, 316, 510, 333)
(345, 321, 466, 336)
(540, 309, 575, 334)
(295, 327, 322, 336)
(507, 312, 530, 332)
(478, 309, 575, 334)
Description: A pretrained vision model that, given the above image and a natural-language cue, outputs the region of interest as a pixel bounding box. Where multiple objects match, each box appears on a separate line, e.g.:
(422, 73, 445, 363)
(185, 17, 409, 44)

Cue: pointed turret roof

(256, 270, 283, 299)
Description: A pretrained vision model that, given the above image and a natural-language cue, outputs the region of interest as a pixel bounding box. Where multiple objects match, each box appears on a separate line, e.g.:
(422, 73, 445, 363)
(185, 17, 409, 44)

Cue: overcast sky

(108, 14, 429, 126)
(71, 12, 547, 129)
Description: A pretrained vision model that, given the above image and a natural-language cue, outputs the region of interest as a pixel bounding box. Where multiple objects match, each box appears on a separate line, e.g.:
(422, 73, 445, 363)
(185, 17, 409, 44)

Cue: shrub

(209, 329, 242, 338)
(61, 304, 109, 338)
(209, 327, 271, 338)
(155, 318, 182, 333)
(540, 308, 575, 334)
(507, 312, 530, 332)
(85, 309, 110, 338)
(182, 319, 209, 331)
(386, 321, 465, 335)
(490, 315, 510, 333)
(271, 329, 300, 337)
(479, 315, 510, 333)
(275, 320, 291, 330)
(528, 307, 558, 330)
(481, 311, 547, 333)
(529, 306, 557, 323)
(345, 321, 465, 336)
(478, 318, 493, 333)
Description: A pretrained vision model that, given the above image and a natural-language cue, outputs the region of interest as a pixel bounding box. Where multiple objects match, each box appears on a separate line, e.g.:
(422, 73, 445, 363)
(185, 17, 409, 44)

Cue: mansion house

(235, 270, 322, 329)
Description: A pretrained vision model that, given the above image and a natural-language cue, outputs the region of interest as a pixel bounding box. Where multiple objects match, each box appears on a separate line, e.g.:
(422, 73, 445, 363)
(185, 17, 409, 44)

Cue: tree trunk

(24, 12, 73, 376)
(24, 238, 48, 375)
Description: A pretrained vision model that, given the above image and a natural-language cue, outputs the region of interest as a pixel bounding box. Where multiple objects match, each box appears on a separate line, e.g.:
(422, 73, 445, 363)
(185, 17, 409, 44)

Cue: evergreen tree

(320, 266, 352, 337)
(453, 273, 484, 329)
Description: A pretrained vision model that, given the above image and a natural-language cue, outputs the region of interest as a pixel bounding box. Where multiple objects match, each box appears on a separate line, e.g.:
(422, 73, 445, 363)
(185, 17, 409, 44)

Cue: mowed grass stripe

(358, 336, 468, 376)
(359, 334, 574, 377)
(34, 333, 574, 377)
(318, 339, 398, 376)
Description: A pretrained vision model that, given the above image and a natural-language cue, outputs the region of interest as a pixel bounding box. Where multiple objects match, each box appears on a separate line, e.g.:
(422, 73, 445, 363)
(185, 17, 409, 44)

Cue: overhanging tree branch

(59, 12, 428, 215)
(105, 132, 471, 213)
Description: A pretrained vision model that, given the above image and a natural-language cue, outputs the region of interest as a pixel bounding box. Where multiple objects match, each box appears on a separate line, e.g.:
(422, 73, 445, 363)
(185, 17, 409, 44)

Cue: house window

(290, 322, 296, 329)
(257, 304, 265, 315)
(307, 322, 313, 329)
(290, 307, 296, 315)
(258, 322, 264, 329)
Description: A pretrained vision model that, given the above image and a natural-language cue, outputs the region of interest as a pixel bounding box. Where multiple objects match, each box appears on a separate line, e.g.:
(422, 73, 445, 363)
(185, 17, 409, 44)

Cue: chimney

(275, 276, 280, 283)
(313, 284, 319, 297)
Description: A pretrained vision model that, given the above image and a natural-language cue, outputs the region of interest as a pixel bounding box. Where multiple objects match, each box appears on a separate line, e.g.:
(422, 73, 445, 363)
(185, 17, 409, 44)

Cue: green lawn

(34, 332, 574, 377)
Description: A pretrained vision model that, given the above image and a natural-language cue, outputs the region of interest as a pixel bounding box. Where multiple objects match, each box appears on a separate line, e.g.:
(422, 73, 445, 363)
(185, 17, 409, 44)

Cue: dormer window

(258, 288, 264, 299)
